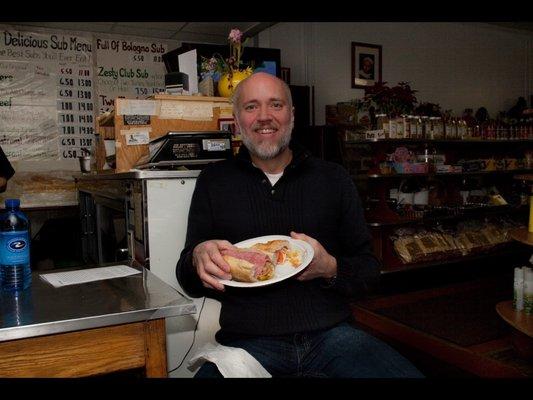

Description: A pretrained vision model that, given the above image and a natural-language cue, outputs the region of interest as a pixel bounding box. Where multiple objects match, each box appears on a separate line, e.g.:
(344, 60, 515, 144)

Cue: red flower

(361, 81, 418, 117)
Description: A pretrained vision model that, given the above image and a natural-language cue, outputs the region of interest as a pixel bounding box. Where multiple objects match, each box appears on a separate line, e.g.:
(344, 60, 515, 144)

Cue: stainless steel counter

(0, 262, 196, 342)
(75, 169, 201, 181)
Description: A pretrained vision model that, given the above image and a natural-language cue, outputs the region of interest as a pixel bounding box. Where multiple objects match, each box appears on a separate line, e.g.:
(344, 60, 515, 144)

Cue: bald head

(231, 72, 293, 116)
(230, 71, 294, 162)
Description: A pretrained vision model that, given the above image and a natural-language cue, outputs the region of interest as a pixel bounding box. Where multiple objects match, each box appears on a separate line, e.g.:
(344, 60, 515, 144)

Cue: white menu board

(95, 37, 168, 113)
(0, 29, 95, 160)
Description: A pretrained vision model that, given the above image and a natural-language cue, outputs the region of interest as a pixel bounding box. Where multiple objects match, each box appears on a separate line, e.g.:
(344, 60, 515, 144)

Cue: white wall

(259, 22, 533, 125)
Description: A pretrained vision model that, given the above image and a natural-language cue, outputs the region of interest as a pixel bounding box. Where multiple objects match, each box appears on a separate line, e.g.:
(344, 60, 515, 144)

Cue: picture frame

(218, 118, 239, 140)
(281, 67, 291, 84)
(351, 42, 382, 89)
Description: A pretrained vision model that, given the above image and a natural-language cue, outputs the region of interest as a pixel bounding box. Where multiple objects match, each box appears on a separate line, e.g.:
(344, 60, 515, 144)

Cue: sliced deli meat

(221, 248, 275, 283)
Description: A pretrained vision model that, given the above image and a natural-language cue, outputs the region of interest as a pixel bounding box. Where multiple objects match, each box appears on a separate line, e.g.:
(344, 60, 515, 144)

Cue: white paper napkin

(188, 343, 271, 378)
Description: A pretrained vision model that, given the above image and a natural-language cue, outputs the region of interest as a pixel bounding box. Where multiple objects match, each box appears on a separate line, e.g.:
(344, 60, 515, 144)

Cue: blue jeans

(194, 322, 424, 378)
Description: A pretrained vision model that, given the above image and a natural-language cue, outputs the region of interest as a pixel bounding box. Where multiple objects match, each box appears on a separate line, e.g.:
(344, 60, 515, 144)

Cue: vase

(198, 76, 214, 96)
(217, 69, 253, 98)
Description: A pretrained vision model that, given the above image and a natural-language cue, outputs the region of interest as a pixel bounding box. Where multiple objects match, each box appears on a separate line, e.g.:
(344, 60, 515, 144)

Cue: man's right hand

(192, 240, 234, 291)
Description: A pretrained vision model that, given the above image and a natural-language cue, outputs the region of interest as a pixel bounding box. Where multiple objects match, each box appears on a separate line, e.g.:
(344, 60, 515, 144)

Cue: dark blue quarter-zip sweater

(176, 142, 380, 342)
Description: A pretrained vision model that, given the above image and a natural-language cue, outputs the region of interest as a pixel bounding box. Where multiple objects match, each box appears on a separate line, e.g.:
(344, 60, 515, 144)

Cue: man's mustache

(251, 124, 278, 131)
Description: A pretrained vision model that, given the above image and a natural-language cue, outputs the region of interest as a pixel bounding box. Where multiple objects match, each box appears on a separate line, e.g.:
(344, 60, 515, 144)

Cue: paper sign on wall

(124, 130, 150, 145)
(0, 29, 95, 160)
(116, 99, 158, 116)
(159, 100, 213, 120)
(95, 37, 168, 113)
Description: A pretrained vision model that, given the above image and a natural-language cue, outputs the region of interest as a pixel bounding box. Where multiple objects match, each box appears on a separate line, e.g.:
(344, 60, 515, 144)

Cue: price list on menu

(57, 65, 96, 159)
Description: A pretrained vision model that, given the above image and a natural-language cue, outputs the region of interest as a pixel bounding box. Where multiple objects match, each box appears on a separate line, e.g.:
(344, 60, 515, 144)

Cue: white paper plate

(219, 235, 314, 288)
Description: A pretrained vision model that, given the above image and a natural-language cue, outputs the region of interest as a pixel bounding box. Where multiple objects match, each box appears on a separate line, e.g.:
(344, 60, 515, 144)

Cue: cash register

(135, 131, 233, 170)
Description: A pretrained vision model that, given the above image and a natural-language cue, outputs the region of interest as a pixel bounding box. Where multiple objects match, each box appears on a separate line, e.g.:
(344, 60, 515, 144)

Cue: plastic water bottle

(0, 199, 31, 291)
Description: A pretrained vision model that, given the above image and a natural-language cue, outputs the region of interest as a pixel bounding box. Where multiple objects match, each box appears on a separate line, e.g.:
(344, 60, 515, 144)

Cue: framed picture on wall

(351, 42, 382, 89)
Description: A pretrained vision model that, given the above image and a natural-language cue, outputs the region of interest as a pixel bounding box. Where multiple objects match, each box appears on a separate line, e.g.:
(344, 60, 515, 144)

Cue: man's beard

(241, 121, 293, 160)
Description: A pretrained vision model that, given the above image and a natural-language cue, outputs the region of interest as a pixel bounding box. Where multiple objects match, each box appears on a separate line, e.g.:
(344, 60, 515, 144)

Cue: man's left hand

(290, 231, 337, 281)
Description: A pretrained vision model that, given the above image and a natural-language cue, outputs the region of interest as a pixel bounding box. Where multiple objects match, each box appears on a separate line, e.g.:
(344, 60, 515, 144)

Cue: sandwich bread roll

(221, 248, 275, 283)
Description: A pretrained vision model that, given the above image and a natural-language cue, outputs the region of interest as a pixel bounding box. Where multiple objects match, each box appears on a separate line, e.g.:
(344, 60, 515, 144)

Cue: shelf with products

(335, 110, 533, 143)
(378, 243, 525, 274)
(366, 204, 528, 227)
(509, 174, 533, 246)
(344, 138, 533, 145)
(355, 169, 533, 179)
(335, 128, 533, 273)
(370, 215, 528, 274)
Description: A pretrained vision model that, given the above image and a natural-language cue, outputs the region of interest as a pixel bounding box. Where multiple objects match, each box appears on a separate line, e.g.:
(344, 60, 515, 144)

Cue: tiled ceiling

(6, 22, 277, 44)
(486, 22, 533, 33)
(7, 21, 533, 43)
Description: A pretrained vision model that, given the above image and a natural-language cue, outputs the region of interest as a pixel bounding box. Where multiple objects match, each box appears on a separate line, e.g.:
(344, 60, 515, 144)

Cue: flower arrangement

(227, 28, 244, 72)
(200, 28, 253, 81)
(359, 81, 418, 117)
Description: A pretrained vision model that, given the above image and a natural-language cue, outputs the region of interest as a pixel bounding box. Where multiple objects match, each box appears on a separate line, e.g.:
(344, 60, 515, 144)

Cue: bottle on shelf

(444, 117, 457, 139)
(420, 116, 429, 139)
(411, 116, 422, 139)
(513, 267, 525, 311)
(457, 118, 468, 139)
(459, 178, 470, 205)
(420, 143, 437, 172)
(520, 180, 529, 206)
(529, 182, 533, 233)
(0, 199, 31, 292)
(376, 113, 388, 134)
(524, 267, 533, 315)
(432, 116, 444, 139)
(404, 115, 412, 138)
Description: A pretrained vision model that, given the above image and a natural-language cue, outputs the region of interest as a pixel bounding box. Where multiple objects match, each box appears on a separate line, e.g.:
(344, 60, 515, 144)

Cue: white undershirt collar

(264, 171, 284, 186)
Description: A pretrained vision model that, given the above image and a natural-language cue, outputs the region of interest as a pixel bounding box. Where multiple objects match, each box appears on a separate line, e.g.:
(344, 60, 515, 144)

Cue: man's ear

(233, 113, 241, 132)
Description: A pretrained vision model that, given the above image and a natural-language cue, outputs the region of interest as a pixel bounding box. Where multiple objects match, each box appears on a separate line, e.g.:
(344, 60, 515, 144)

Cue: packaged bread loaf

(393, 235, 424, 264)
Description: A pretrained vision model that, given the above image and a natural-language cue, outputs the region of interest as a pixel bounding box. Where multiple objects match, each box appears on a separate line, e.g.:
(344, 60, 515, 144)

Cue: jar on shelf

(428, 116, 443, 139)
(376, 114, 389, 137)
(472, 124, 481, 139)
(388, 115, 405, 139)
(411, 116, 422, 139)
(394, 116, 405, 139)
(404, 115, 412, 138)
(457, 118, 467, 139)
(433, 116, 444, 139)
(420, 116, 430, 139)
(444, 117, 457, 139)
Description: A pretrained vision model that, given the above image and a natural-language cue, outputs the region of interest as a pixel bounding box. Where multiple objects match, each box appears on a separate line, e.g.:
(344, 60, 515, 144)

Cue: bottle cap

(515, 267, 525, 279)
(5, 199, 20, 208)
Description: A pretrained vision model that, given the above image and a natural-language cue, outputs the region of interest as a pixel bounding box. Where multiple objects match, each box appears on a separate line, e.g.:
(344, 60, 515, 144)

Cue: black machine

(135, 131, 233, 170)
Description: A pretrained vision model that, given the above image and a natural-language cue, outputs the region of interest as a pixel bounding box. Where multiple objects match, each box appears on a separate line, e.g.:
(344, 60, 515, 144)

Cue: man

(359, 56, 375, 80)
(176, 72, 423, 378)
(0, 146, 14, 193)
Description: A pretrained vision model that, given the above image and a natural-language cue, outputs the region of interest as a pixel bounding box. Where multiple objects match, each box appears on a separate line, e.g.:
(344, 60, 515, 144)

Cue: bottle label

(0, 230, 30, 265)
